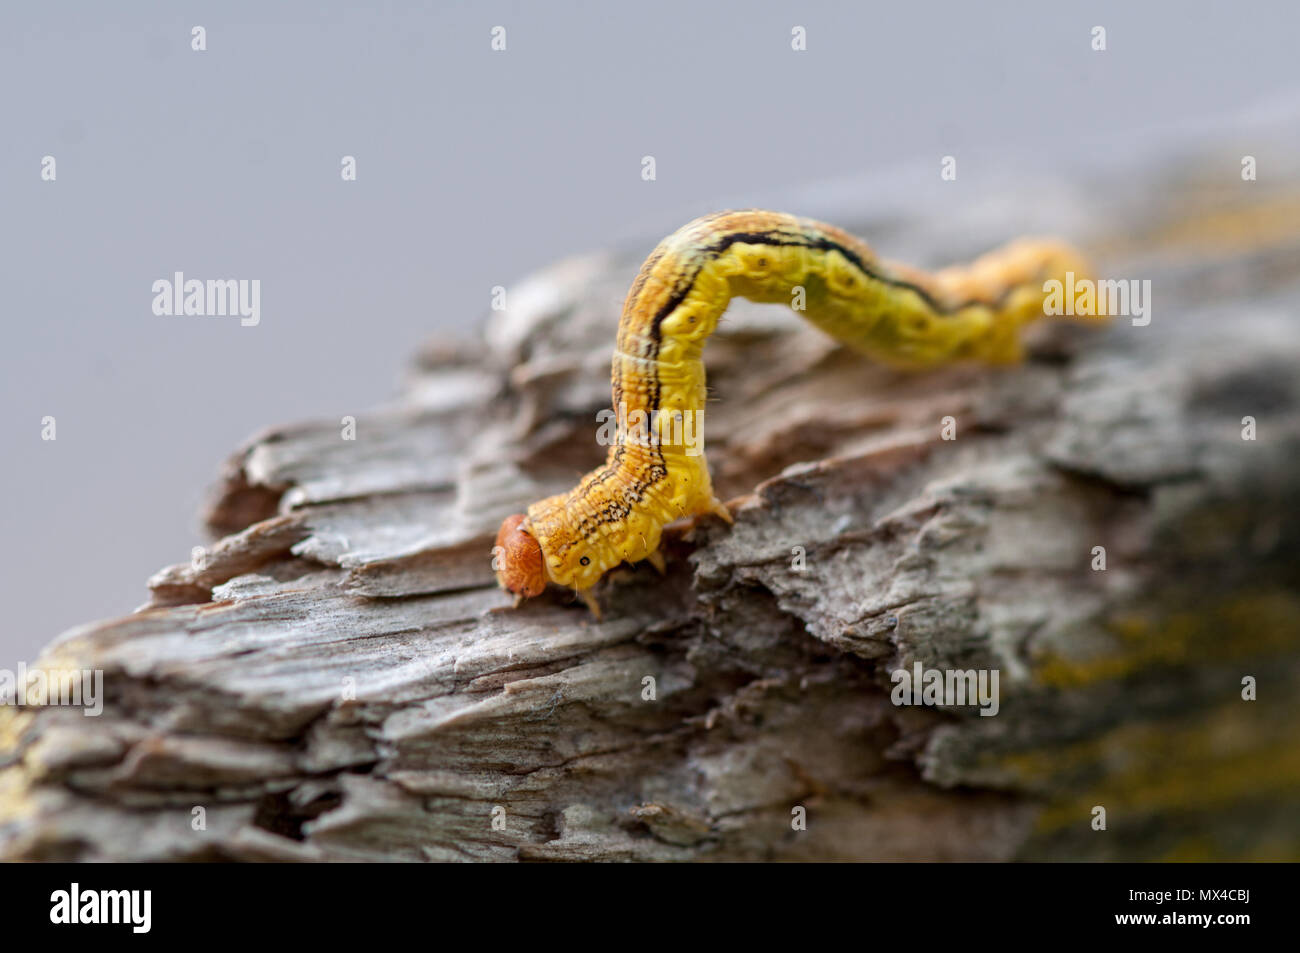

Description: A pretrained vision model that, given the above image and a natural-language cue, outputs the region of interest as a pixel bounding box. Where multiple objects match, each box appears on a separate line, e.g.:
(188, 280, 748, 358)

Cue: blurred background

(3, 0, 1299, 668)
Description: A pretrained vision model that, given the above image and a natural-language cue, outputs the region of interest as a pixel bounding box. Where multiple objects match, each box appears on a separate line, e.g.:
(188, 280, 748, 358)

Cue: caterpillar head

(494, 514, 547, 598)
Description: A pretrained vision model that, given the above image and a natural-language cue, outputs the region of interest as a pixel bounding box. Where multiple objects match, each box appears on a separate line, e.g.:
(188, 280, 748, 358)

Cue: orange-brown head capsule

(494, 514, 547, 598)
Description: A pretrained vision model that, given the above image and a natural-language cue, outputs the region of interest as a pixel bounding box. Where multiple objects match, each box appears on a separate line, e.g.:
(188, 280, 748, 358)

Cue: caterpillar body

(495, 209, 1105, 616)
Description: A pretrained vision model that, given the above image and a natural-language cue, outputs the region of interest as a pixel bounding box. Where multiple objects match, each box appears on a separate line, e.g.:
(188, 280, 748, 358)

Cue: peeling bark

(3, 145, 1300, 861)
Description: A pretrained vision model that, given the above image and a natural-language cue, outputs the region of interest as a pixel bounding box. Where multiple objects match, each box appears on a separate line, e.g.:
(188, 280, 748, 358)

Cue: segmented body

(520, 209, 1099, 599)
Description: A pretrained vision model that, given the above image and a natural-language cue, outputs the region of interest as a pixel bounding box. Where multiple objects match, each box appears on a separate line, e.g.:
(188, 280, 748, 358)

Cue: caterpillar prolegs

(495, 209, 1106, 616)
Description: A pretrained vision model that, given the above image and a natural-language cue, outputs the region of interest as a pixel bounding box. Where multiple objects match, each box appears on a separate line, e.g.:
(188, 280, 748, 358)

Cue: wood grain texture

(2, 141, 1299, 861)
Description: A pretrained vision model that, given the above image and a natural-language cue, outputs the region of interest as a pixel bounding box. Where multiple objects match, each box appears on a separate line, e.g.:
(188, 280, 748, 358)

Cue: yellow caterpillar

(495, 209, 1106, 616)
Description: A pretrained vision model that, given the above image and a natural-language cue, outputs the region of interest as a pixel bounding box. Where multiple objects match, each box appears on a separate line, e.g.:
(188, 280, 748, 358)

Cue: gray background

(3, 0, 1297, 669)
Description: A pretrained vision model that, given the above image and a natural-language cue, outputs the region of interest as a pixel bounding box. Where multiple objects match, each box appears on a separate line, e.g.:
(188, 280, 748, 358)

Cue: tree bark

(3, 142, 1300, 861)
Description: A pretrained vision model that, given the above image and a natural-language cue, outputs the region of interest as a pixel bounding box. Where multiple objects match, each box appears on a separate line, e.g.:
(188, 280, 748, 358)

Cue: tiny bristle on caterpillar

(493, 209, 1108, 616)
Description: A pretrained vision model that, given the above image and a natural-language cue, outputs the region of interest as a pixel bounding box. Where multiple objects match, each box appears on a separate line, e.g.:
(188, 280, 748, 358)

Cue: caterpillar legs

(576, 587, 603, 619)
(577, 548, 666, 620)
(707, 496, 733, 524)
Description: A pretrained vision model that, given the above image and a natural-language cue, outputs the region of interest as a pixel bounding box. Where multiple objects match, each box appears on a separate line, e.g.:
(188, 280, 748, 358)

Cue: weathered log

(2, 140, 1299, 861)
